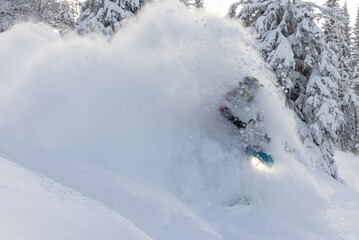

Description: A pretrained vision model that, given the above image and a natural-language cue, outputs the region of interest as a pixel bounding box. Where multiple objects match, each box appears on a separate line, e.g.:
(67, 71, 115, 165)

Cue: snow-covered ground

(328, 151, 359, 240)
(0, 156, 154, 240)
(0, 1, 358, 239)
(0, 150, 358, 239)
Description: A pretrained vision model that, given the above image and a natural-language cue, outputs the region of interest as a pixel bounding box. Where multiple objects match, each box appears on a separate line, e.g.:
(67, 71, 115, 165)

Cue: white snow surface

(0, 1, 358, 239)
(0, 156, 154, 240)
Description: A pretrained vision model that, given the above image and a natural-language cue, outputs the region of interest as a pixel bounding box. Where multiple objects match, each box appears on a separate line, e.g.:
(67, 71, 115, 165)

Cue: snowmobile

(219, 76, 275, 169)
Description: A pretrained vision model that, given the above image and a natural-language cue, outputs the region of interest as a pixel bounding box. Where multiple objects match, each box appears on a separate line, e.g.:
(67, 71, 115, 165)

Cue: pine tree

(194, 0, 204, 8)
(229, 0, 344, 179)
(342, 1, 351, 43)
(340, 2, 358, 152)
(76, 0, 148, 36)
(180, 0, 189, 5)
(350, 5, 359, 153)
(183, 0, 203, 8)
(352, 5, 359, 89)
(322, 0, 356, 152)
(0, 0, 76, 32)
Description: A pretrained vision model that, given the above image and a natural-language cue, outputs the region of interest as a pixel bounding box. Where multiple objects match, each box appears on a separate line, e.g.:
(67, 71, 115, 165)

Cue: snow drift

(0, 1, 355, 239)
(0, 157, 154, 240)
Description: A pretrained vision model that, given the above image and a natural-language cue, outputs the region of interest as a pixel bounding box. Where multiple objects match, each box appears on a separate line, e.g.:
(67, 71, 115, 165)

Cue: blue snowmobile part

(246, 145, 274, 167)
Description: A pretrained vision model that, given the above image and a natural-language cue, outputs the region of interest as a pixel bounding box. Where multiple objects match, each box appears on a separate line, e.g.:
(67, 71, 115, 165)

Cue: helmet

(240, 76, 261, 88)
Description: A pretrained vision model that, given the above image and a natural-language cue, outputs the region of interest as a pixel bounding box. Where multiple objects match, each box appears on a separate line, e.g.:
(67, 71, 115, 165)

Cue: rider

(219, 76, 261, 129)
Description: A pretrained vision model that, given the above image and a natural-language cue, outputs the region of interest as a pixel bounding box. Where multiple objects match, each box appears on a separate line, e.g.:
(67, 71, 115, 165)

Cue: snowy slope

(1, 151, 358, 240)
(0, 1, 358, 239)
(327, 151, 359, 240)
(0, 156, 153, 240)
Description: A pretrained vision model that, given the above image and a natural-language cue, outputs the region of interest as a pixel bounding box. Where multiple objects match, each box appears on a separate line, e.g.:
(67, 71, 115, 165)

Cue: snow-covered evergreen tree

(188, 0, 203, 8)
(322, 0, 357, 152)
(194, 0, 204, 8)
(340, 2, 358, 152)
(352, 6, 359, 73)
(76, 0, 204, 36)
(352, 6, 359, 95)
(180, 0, 189, 5)
(342, 1, 351, 43)
(350, 5, 359, 153)
(0, 0, 19, 32)
(76, 0, 148, 36)
(229, 0, 344, 179)
(0, 0, 76, 32)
